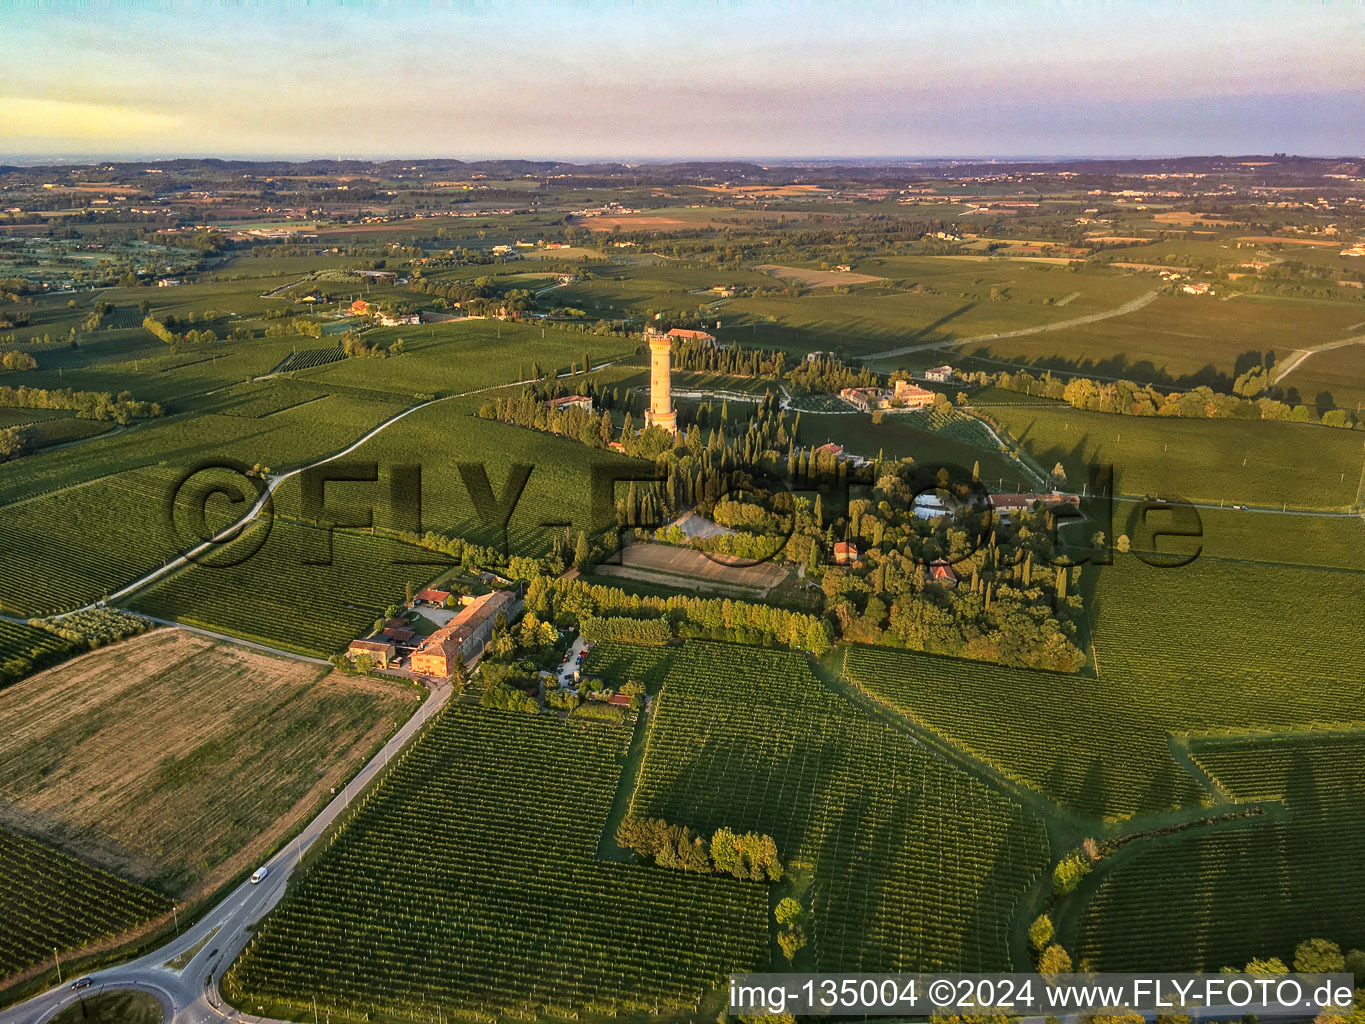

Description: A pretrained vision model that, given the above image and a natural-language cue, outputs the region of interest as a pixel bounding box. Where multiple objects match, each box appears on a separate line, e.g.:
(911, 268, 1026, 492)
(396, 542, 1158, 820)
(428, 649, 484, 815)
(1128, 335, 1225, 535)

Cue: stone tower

(643, 330, 677, 435)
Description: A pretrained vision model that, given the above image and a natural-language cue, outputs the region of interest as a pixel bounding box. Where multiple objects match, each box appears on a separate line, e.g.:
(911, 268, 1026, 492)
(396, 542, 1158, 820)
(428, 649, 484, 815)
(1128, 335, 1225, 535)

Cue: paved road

(862, 288, 1161, 361)
(0, 678, 453, 1024)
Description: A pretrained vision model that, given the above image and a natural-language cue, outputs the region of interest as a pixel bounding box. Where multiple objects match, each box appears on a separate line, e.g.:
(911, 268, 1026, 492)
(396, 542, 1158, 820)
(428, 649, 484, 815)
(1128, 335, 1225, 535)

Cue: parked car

(250, 866, 268, 884)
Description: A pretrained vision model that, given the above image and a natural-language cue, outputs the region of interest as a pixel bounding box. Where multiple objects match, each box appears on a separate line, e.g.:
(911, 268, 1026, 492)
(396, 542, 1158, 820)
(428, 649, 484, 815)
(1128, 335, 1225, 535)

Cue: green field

(627, 642, 1049, 971)
(0, 828, 173, 982)
(1076, 732, 1365, 970)
(291, 319, 637, 397)
(980, 400, 1365, 509)
(1281, 341, 1365, 413)
(842, 554, 1365, 821)
(960, 294, 1365, 387)
(0, 620, 72, 688)
(224, 703, 766, 1021)
(125, 523, 438, 656)
(793, 408, 1029, 487)
(0, 393, 414, 616)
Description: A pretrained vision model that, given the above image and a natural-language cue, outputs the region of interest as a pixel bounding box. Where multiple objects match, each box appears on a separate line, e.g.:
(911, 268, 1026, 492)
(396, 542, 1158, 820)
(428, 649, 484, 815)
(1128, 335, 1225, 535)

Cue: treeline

(579, 615, 672, 645)
(784, 353, 878, 394)
(0, 384, 162, 423)
(525, 576, 832, 654)
(668, 336, 877, 395)
(0, 425, 31, 462)
(1, 351, 37, 371)
(616, 818, 783, 881)
(671, 336, 789, 377)
(979, 368, 1360, 429)
(410, 274, 536, 317)
(33, 609, 152, 649)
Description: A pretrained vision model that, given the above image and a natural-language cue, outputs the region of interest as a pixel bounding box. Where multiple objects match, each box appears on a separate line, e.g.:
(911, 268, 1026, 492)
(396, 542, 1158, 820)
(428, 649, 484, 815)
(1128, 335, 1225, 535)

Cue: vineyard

(292, 319, 638, 398)
(0, 619, 72, 688)
(841, 557, 1365, 820)
(0, 467, 183, 615)
(269, 399, 646, 553)
(273, 345, 345, 374)
(224, 704, 766, 1020)
(983, 401, 1365, 509)
(127, 522, 436, 656)
(1076, 732, 1365, 970)
(625, 642, 1049, 971)
(195, 379, 333, 418)
(0, 827, 172, 981)
(0, 396, 413, 615)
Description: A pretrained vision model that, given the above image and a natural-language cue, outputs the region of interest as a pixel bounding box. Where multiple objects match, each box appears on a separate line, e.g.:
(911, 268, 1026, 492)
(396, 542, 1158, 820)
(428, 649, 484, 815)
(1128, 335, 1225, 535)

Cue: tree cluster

(616, 818, 783, 881)
(0, 384, 162, 423)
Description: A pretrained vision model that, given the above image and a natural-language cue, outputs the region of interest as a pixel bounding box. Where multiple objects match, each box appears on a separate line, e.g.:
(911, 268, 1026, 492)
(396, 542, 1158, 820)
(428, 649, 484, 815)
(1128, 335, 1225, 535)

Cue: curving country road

(0, 676, 454, 1024)
(75, 359, 622, 614)
(862, 288, 1161, 362)
(1271, 332, 1365, 385)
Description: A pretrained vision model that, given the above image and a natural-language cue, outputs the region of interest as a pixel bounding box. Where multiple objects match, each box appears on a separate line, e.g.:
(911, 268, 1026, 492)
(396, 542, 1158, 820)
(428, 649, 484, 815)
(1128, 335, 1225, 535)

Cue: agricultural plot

(0, 394, 413, 615)
(794, 410, 1027, 487)
(1280, 340, 1365, 414)
(192, 378, 331, 418)
(0, 620, 72, 688)
(628, 643, 1049, 970)
(960, 294, 1365, 387)
(0, 629, 415, 897)
(272, 345, 345, 374)
(720, 263, 1152, 359)
(842, 556, 1365, 820)
(293, 319, 637, 397)
(1113, 499, 1365, 572)
(125, 523, 435, 656)
(1076, 733, 1365, 970)
(0, 829, 172, 983)
(224, 704, 766, 1021)
(268, 398, 646, 552)
(17, 336, 310, 406)
(981, 401, 1365, 509)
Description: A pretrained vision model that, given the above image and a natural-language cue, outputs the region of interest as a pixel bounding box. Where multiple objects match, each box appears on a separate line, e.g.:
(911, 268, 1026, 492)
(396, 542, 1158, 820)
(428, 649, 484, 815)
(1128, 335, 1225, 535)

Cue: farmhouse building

(413, 588, 451, 607)
(833, 541, 859, 565)
(839, 379, 936, 413)
(409, 590, 517, 678)
(353, 270, 398, 285)
(349, 299, 372, 315)
(838, 386, 888, 413)
(989, 491, 1081, 521)
(923, 365, 954, 383)
(890, 378, 936, 409)
(929, 559, 959, 587)
(663, 327, 716, 343)
(346, 639, 397, 668)
(546, 394, 593, 413)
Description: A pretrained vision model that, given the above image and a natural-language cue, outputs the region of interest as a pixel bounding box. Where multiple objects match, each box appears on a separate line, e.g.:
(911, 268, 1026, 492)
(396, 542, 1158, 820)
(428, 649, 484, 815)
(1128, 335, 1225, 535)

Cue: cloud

(0, 98, 180, 141)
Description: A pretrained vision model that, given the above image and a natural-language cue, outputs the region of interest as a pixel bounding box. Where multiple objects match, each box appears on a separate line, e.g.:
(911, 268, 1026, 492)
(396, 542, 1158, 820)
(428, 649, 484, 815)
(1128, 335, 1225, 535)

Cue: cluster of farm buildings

(346, 589, 517, 678)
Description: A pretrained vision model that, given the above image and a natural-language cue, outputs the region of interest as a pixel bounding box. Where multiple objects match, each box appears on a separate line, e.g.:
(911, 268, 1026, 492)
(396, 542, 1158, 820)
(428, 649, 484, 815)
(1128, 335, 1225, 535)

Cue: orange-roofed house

(833, 541, 859, 565)
(929, 559, 959, 587)
(350, 299, 372, 315)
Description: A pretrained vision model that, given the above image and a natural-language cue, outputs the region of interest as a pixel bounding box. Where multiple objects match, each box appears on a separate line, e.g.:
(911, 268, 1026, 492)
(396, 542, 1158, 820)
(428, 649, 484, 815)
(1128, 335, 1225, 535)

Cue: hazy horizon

(3, 0, 1362, 160)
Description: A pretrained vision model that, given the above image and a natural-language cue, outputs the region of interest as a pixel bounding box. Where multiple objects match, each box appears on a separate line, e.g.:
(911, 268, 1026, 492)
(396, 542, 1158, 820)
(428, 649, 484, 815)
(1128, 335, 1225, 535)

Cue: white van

(250, 867, 268, 884)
